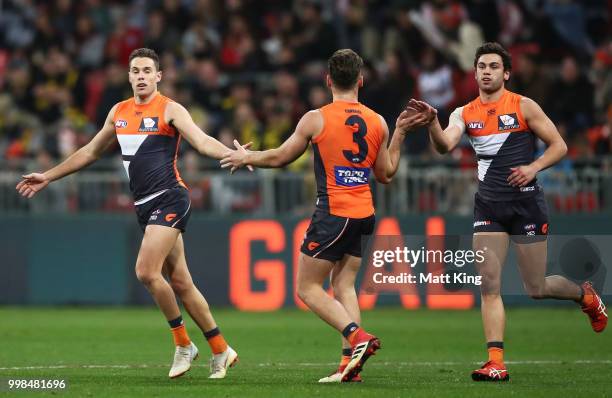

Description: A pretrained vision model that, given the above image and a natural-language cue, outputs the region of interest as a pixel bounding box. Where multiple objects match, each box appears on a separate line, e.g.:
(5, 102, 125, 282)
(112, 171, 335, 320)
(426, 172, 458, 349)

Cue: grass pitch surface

(0, 307, 610, 397)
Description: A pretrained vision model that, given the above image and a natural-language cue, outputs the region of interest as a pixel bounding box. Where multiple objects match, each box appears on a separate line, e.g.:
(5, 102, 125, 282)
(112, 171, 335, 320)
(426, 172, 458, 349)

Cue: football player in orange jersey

(221, 49, 428, 382)
(16, 48, 245, 379)
(410, 42, 607, 382)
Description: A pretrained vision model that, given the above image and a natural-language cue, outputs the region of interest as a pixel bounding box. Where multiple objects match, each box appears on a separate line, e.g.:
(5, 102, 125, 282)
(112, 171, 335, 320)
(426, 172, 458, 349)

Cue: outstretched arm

(221, 110, 322, 169)
(413, 100, 463, 154)
(373, 107, 433, 184)
(16, 104, 118, 198)
(507, 97, 568, 187)
(167, 102, 235, 160)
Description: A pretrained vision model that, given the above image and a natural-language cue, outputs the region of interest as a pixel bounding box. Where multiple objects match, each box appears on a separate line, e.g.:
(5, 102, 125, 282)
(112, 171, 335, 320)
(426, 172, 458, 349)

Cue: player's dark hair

(474, 42, 512, 72)
(129, 48, 160, 71)
(328, 49, 363, 90)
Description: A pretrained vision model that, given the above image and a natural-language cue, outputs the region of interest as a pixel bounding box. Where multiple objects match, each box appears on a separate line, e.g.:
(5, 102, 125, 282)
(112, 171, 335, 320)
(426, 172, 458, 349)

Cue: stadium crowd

(0, 0, 610, 171)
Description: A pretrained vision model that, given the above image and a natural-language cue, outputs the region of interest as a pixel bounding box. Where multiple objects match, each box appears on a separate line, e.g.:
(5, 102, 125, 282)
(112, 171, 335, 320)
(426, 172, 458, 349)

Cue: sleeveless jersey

(450, 90, 539, 201)
(312, 101, 385, 218)
(113, 93, 187, 204)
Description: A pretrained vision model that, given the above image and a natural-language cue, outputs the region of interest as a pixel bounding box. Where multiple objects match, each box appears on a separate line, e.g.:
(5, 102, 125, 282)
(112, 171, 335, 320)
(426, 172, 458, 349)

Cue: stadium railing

(1, 164, 609, 215)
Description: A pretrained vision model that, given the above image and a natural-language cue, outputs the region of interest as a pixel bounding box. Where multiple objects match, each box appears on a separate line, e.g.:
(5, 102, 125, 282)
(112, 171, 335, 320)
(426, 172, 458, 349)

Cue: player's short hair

(128, 48, 160, 71)
(328, 49, 363, 90)
(474, 42, 512, 72)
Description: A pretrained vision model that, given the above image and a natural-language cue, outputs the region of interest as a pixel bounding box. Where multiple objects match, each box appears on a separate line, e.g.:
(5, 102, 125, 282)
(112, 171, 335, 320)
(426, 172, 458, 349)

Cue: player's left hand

(507, 165, 537, 187)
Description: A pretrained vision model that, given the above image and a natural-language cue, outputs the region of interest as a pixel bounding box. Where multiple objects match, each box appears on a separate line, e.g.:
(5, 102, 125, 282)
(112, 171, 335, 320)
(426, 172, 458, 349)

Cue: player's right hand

(407, 99, 438, 125)
(16, 173, 49, 198)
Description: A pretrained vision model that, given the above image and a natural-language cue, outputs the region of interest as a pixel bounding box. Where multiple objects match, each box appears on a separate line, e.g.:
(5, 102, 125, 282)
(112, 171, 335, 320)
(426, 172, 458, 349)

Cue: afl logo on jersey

(467, 121, 484, 129)
(139, 117, 159, 132)
(115, 119, 128, 128)
(498, 113, 520, 130)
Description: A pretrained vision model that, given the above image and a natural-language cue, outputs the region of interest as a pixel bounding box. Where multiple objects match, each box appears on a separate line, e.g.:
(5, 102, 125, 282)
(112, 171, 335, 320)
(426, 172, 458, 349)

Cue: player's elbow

(375, 174, 392, 184)
(269, 151, 288, 168)
(435, 142, 451, 155)
(558, 140, 568, 157)
(83, 145, 102, 162)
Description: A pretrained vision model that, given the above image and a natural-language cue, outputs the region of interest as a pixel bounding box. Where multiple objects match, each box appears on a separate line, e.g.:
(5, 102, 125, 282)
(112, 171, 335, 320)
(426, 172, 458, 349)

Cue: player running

(221, 49, 428, 382)
(410, 42, 607, 382)
(16, 48, 241, 380)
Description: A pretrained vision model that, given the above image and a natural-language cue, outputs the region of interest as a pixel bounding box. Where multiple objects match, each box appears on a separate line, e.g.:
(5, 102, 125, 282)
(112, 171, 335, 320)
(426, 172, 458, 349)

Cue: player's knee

(332, 284, 354, 302)
(296, 282, 315, 304)
(135, 268, 160, 287)
(134, 261, 162, 287)
(169, 277, 193, 295)
(479, 274, 501, 295)
(525, 284, 546, 300)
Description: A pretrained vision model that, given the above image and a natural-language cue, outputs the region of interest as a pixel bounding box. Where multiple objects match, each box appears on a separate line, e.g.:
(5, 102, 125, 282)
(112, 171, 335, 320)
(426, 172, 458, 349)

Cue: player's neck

(134, 90, 159, 105)
(332, 93, 359, 103)
(331, 87, 359, 103)
(479, 87, 505, 104)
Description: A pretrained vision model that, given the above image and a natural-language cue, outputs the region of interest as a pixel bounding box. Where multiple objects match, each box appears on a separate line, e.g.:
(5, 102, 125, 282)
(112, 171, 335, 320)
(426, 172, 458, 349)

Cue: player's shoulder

(300, 109, 324, 130)
(109, 99, 132, 119)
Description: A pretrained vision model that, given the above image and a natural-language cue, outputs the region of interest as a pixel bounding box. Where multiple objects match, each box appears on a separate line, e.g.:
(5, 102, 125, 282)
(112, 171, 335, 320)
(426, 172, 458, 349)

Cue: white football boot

(169, 342, 199, 378)
(209, 346, 239, 379)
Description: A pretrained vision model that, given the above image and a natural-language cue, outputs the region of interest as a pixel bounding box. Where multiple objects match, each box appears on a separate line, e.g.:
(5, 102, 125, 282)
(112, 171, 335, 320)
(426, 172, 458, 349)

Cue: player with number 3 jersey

(221, 49, 429, 383)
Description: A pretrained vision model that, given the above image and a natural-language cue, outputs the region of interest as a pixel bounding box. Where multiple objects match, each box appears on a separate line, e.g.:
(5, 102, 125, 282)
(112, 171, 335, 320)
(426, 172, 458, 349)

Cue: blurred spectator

(0, 0, 607, 169)
(507, 53, 551, 108)
(548, 56, 594, 138)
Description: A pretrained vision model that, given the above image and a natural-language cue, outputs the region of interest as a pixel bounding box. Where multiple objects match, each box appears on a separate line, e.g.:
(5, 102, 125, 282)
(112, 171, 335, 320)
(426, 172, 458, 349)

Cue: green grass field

(0, 307, 610, 397)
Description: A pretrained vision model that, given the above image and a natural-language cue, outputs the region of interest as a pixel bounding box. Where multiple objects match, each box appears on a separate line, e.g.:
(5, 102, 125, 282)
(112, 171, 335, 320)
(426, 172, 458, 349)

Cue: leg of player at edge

(136, 225, 237, 379)
(472, 232, 511, 381)
(514, 239, 608, 334)
(297, 253, 380, 383)
(318, 255, 363, 383)
(162, 233, 238, 379)
(472, 233, 608, 382)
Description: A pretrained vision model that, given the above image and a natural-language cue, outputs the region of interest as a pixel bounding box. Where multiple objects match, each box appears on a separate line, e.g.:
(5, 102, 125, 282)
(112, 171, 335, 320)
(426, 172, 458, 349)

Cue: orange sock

(488, 347, 504, 364)
(171, 325, 191, 347)
(207, 334, 228, 354)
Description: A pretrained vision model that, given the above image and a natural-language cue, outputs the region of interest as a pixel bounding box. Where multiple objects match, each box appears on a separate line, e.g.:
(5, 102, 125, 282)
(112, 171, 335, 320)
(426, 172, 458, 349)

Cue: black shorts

(135, 187, 192, 233)
(473, 192, 549, 243)
(300, 209, 375, 262)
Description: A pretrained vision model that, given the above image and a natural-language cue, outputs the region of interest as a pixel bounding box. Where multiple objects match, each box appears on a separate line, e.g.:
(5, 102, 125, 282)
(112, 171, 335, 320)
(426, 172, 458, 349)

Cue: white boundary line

(1, 360, 610, 371)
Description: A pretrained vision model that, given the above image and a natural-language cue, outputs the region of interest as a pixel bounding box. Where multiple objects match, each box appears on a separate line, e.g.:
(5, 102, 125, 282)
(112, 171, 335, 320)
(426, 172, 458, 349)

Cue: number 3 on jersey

(343, 115, 368, 163)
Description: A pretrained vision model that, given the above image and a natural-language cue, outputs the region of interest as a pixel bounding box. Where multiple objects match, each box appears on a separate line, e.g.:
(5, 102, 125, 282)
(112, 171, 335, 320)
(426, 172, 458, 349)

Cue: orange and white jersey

(113, 93, 187, 204)
(449, 89, 539, 201)
(312, 101, 385, 218)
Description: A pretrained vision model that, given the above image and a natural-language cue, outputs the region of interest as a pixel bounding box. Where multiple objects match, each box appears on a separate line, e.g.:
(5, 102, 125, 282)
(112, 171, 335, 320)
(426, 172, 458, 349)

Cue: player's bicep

(275, 110, 321, 165)
(521, 97, 563, 146)
(373, 118, 391, 183)
(444, 107, 466, 149)
(167, 103, 205, 147)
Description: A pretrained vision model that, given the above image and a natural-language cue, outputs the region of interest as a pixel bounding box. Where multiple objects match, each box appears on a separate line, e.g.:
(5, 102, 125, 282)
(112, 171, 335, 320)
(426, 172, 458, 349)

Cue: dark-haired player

(16, 48, 241, 379)
(411, 42, 607, 381)
(221, 49, 428, 382)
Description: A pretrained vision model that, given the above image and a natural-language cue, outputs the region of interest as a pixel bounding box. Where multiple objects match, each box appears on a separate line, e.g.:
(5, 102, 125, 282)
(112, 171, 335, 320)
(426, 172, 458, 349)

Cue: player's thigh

(297, 253, 336, 291)
(136, 225, 181, 275)
(515, 240, 548, 291)
(510, 193, 549, 289)
(331, 255, 361, 290)
(163, 234, 193, 284)
(473, 232, 510, 293)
